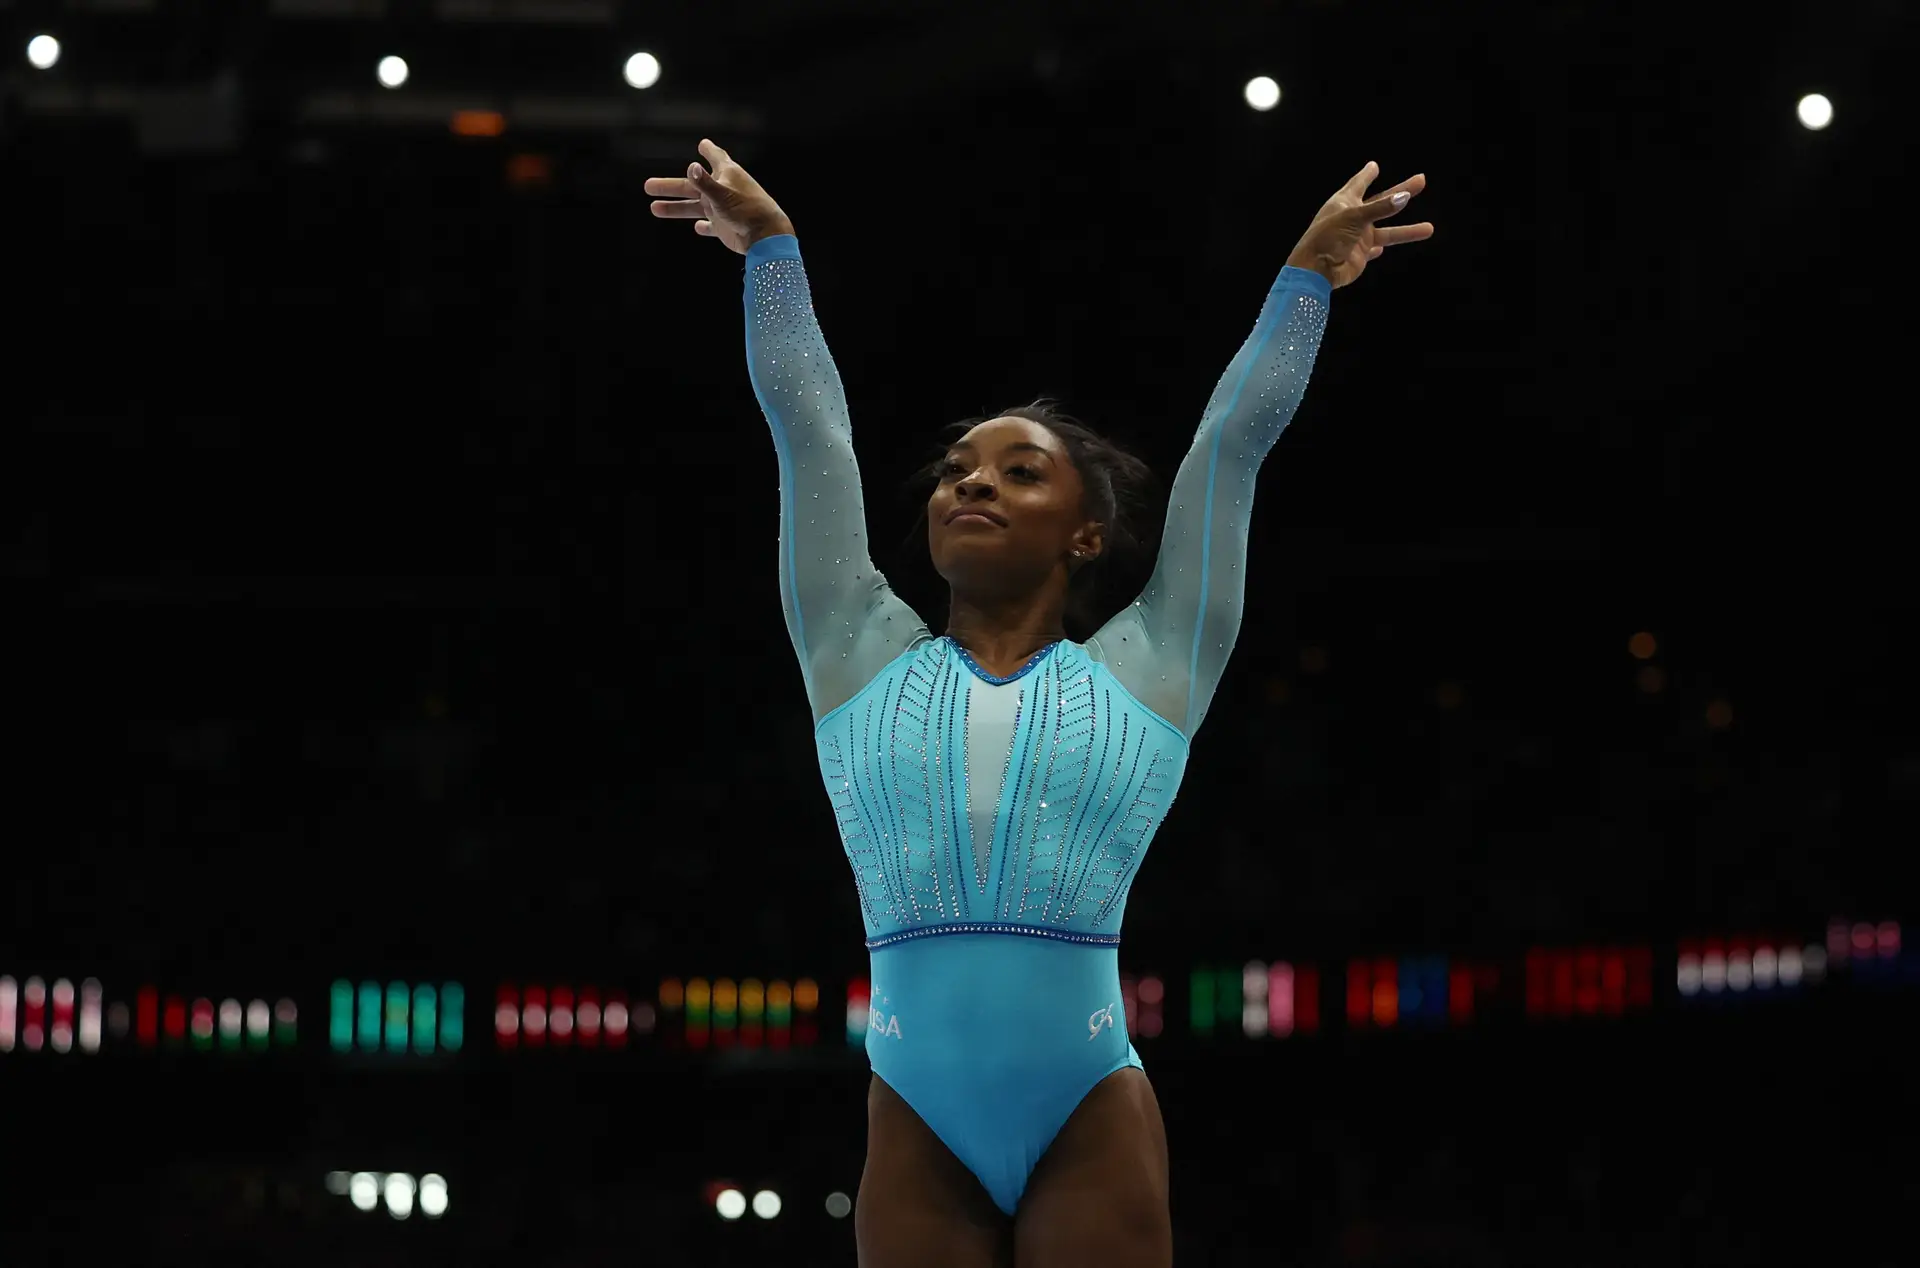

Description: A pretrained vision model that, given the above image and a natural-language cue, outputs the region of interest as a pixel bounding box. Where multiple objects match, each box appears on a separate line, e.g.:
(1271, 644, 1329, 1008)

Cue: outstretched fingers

(1372, 221, 1435, 246)
(1356, 173, 1427, 222)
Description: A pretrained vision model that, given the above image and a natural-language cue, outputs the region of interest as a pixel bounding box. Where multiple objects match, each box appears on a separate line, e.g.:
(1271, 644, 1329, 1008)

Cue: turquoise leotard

(744, 233, 1329, 1214)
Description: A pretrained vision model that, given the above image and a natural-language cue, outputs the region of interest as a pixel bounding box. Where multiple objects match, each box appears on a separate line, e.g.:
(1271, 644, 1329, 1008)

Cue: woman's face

(927, 417, 1102, 596)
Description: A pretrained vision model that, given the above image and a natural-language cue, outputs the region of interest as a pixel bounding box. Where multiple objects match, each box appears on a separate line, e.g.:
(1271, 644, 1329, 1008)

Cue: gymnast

(646, 139, 1431, 1267)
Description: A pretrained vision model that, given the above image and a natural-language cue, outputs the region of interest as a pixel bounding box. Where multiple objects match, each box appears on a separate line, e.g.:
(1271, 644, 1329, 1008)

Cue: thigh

(1013, 1068, 1172, 1268)
(857, 1074, 1013, 1268)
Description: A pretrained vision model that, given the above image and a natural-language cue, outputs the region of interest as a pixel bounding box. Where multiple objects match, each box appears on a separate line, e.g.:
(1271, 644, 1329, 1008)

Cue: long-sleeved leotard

(744, 232, 1329, 1213)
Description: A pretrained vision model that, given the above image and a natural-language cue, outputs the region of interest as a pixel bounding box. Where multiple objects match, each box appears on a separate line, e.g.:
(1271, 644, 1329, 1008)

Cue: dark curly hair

(910, 398, 1160, 641)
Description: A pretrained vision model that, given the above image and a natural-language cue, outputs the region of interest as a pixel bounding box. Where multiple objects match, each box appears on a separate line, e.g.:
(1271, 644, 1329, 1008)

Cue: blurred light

(1752, 947, 1778, 989)
(136, 988, 158, 1047)
(496, 986, 520, 1046)
(246, 999, 270, 1042)
(752, 1189, 782, 1219)
(624, 51, 661, 89)
(795, 978, 820, 1013)
(440, 983, 463, 1051)
(420, 1173, 449, 1218)
(1676, 952, 1701, 996)
(1700, 950, 1726, 993)
(524, 986, 548, 1043)
(1190, 968, 1215, 1034)
(846, 979, 870, 1045)
(1705, 699, 1733, 729)
(384, 1172, 415, 1220)
(1637, 664, 1666, 693)
(386, 982, 411, 1051)
(162, 995, 185, 1045)
(825, 1191, 852, 1219)
(551, 985, 575, 1043)
(450, 110, 505, 137)
(325, 1171, 350, 1196)
(1244, 75, 1281, 111)
(218, 998, 244, 1048)
(1628, 631, 1657, 659)
(1796, 93, 1833, 130)
(1828, 919, 1850, 962)
(660, 978, 685, 1010)
(632, 1000, 658, 1035)
(331, 981, 354, 1051)
(27, 34, 61, 71)
(604, 1000, 629, 1037)
(1777, 946, 1804, 986)
(51, 979, 74, 1053)
(1878, 921, 1900, 957)
(1241, 961, 1267, 1036)
(1803, 945, 1828, 983)
(579, 998, 603, 1041)
(377, 55, 409, 89)
(715, 1188, 746, 1221)
(1140, 1010, 1164, 1038)
(275, 998, 298, 1046)
(107, 1001, 130, 1042)
(1852, 923, 1875, 955)
(0, 975, 15, 1053)
(1138, 975, 1164, 1006)
(190, 998, 215, 1048)
(1370, 961, 1398, 1027)
(349, 1173, 379, 1212)
(1269, 962, 1295, 1037)
(412, 984, 438, 1055)
(1726, 952, 1752, 992)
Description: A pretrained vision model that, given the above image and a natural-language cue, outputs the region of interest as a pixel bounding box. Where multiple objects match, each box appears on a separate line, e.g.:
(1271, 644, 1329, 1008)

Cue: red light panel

(1370, 958, 1398, 1028)
(523, 986, 547, 1048)
(1346, 960, 1370, 1028)
(1449, 964, 1474, 1024)
(551, 986, 575, 1047)
(163, 996, 186, 1043)
(137, 986, 158, 1048)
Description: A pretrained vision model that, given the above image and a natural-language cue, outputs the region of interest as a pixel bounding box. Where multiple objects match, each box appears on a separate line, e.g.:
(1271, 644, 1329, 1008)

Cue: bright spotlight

(1244, 76, 1281, 112)
(377, 55, 409, 90)
(825, 1191, 853, 1219)
(624, 51, 661, 90)
(1796, 93, 1833, 130)
(348, 1172, 379, 1212)
(27, 34, 61, 70)
(384, 1172, 416, 1220)
(419, 1174, 449, 1218)
(715, 1188, 747, 1221)
(752, 1189, 782, 1219)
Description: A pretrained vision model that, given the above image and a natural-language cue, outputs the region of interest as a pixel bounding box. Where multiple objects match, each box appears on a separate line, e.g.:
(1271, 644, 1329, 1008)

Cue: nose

(955, 468, 997, 502)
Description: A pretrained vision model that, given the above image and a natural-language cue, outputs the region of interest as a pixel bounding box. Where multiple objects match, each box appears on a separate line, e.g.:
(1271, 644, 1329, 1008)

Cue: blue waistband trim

(864, 922, 1123, 951)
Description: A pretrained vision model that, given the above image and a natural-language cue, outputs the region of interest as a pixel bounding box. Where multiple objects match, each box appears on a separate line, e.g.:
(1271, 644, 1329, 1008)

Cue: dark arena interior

(3, 1, 1915, 1264)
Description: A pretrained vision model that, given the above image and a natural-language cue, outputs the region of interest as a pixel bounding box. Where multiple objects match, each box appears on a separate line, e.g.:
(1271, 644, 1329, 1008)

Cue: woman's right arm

(742, 233, 928, 719)
(647, 141, 927, 720)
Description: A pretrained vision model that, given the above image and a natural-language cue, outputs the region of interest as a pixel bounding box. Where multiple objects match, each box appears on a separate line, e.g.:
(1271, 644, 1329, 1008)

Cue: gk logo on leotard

(1088, 1003, 1115, 1040)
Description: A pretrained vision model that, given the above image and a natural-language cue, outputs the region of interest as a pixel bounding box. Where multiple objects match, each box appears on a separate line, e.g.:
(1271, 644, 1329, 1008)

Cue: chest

(814, 639, 1188, 939)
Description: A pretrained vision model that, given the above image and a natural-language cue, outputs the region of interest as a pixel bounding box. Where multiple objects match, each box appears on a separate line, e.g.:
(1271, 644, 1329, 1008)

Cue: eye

(939, 460, 966, 479)
(1007, 465, 1040, 481)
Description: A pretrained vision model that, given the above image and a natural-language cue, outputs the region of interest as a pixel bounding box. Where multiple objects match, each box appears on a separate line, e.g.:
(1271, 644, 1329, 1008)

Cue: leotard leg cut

(864, 932, 1142, 1215)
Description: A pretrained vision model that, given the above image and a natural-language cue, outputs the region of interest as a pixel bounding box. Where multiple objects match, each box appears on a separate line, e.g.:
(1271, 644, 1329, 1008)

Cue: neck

(945, 588, 1068, 677)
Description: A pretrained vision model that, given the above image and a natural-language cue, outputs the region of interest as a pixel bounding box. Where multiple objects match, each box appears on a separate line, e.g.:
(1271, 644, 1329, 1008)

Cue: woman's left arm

(1090, 162, 1433, 736)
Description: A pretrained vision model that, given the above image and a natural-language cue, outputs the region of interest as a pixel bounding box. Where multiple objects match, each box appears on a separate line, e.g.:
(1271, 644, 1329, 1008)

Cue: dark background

(3, 0, 1915, 1264)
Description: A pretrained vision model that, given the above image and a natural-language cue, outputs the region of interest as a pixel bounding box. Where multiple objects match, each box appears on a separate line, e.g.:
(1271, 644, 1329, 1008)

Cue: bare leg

(1013, 1068, 1172, 1267)
(857, 1074, 1014, 1268)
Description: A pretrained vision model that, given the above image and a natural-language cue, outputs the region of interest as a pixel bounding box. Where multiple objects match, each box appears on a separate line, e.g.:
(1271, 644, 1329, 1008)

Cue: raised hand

(1285, 162, 1434, 289)
(643, 138, 794, 256)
